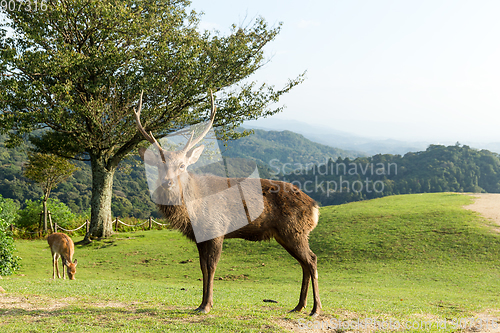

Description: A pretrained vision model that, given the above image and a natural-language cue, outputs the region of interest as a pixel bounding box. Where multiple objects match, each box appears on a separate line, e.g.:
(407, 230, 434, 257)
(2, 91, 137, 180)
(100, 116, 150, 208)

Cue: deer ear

(139, 147, 162, 166)
(73, 259, 78, 266)
(138, 148, 147, 161)
(186, 145, 205, 165)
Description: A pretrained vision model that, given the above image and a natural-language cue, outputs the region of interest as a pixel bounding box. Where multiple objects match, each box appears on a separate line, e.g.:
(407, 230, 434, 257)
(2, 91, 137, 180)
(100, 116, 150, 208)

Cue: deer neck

(156, 172, 203, 240)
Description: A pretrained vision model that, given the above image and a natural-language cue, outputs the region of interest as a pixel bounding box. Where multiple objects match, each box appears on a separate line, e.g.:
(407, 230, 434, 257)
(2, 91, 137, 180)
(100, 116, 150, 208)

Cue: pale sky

(191, 0, 500, 142)
(2, 2, 499, 142)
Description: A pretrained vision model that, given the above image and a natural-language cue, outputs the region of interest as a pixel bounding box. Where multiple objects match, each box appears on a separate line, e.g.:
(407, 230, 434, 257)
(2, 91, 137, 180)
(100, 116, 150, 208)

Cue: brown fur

(134, 93, 320, 315)
(155, 172, 322, 315)
(47, 233, 78, 280)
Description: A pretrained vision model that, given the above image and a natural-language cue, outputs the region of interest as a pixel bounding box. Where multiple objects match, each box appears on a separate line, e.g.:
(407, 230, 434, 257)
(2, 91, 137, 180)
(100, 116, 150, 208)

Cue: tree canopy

(0, 0, 303, 237)
(23, 152, 79, 202)
(23, 152, 79, 231)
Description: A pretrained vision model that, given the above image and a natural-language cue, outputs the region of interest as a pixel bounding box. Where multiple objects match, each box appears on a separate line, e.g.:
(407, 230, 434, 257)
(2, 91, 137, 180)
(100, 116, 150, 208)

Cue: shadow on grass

(0, 306, 210, 319)
(0, 306, 284, 332)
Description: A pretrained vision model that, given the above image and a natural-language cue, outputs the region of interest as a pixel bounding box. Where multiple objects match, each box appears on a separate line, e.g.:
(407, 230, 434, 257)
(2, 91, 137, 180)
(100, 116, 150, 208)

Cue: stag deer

(134, 91, 321, 315)
(47, 233, 78, 280)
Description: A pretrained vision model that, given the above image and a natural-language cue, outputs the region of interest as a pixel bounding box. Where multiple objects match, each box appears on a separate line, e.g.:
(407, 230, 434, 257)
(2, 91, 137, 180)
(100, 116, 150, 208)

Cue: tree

(23, 152, 79, 232)
(0, 0, 303, 238)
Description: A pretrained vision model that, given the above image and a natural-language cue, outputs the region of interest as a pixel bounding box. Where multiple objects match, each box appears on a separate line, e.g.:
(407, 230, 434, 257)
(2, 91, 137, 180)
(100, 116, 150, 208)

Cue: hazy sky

(190, 0, 500, 142)
(2, 2, 499, 142)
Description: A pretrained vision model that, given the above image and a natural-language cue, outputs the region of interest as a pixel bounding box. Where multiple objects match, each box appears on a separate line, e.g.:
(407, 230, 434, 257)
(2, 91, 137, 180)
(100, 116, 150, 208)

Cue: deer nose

(166, 179, 174, 188)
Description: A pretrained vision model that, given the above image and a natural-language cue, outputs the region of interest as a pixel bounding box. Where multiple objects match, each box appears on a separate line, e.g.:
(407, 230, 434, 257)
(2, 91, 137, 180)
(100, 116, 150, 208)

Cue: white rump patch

(311, 206, 320, 228)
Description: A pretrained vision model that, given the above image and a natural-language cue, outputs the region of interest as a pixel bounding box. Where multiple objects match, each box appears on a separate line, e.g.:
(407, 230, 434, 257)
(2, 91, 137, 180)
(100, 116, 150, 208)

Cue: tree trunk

(88, 155, 116, 238)
(42, 199, 48, 233)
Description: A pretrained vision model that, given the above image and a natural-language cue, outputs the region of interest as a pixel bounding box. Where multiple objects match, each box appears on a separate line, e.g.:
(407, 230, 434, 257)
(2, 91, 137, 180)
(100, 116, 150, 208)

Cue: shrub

(0, 195, 19, 226)
(16, 198, 76, 232)
(0, 206, 21, 276)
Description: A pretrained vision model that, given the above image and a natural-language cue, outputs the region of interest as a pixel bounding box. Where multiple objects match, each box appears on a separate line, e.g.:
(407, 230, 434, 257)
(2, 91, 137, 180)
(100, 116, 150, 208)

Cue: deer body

(47, 233, 77, 280)
(135, 91, 321, 315)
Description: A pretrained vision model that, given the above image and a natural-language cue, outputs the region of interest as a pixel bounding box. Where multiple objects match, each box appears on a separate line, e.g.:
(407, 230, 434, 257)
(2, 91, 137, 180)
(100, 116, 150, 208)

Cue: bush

(0, 207, 21, 276)
(0, 195, 19, 226)
(16, 198, 76, 232)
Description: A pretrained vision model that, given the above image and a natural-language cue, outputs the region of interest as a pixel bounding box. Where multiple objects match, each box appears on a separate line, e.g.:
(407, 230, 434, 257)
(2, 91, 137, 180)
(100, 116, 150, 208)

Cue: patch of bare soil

(274, 313, 500, 333)
(463, 193, 500, 232)
(0, 294, 147, 313)
(0, 294, 75, 312)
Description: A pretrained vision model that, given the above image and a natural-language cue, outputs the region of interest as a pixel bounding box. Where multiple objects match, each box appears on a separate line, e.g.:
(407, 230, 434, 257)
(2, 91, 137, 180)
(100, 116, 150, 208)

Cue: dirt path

(463, 193, 500, 232)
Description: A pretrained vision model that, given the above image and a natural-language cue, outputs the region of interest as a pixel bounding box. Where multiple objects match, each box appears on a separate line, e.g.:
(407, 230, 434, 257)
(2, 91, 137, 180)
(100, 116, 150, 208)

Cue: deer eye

(179, 163, 186, 170)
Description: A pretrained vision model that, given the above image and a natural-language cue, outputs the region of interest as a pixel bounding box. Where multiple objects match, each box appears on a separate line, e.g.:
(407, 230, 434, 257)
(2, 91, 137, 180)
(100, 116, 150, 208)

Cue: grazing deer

(47, 232, 78, 280)
(134, 91, 321, 315)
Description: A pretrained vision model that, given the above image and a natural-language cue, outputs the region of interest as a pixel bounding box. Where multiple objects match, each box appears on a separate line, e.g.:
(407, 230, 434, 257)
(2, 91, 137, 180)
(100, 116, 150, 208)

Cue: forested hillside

(0, 134, 156, 218)
(2, 132, 500, 215)
(222, 128, 364, 171)
(282, 143, 500, 206)
(0, 130, 359, 217)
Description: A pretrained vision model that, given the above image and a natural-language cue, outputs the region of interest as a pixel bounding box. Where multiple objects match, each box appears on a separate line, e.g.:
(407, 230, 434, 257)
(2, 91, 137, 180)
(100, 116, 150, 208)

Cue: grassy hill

(1, 193, 499, 332)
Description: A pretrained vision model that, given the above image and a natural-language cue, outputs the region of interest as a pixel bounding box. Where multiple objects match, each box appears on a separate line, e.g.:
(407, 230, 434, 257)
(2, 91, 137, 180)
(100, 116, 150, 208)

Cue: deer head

(135, 91, 217, 201)
(64, 258, 78, 280)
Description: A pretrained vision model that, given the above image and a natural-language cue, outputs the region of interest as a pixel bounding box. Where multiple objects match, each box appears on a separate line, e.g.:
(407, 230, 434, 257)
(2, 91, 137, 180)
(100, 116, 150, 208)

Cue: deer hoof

(194, 307, 210, 314)
(289, 305, 305, 313)
(309, 309, 320, 317)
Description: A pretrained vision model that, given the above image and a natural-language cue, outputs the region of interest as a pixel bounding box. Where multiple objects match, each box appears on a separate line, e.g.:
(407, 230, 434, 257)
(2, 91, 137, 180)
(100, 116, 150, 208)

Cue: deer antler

(181, 90, 217, 154)
(134, 90, 166, 162)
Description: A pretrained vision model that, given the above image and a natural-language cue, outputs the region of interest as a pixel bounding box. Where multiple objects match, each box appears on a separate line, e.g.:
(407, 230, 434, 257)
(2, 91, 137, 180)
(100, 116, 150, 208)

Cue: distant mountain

(244, 118, 500, 155)
(3, 127, 500, 215)
(470, 142, 500, 155)
(284, 143, 500, 206)
(244, 118, 432, 155)
(222, 129, 365, 174)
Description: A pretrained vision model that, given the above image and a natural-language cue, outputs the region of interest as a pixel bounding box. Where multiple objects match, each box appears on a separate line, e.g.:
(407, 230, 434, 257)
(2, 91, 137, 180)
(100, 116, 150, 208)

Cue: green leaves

(0, 203, 21, 276)
(15, 197, 76, 230)
(1, 0, 301, 163)
(1, 1, 303, 237)
(23, 152, 79, 200)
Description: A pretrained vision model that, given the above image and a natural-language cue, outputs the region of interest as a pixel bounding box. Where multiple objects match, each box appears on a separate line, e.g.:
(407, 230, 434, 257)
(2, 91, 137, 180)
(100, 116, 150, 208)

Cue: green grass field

(1, 193, 499, 332)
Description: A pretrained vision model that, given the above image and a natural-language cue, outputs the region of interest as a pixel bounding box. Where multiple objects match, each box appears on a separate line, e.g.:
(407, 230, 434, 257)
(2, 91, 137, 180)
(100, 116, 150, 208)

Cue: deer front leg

(195, 238, 223, 314)
(197, 251, 209, 312)
(53, 253, 61, 279)
(62, 258, 66, 280)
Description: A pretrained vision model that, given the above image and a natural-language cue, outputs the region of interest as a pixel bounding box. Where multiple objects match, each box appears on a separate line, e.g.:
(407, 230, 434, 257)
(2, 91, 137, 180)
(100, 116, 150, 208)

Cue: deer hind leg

(275, 234, 321, 316)
(294, 263, 311, 312)
(307, 250, 321, 316)
(195, 237, 223, 314)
